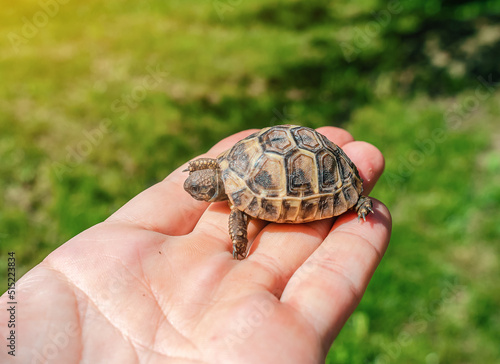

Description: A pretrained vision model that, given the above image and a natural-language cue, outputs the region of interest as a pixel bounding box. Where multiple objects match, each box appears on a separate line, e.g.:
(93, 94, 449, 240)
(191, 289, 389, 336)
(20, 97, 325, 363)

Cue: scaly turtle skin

(184, 125, 373, 259)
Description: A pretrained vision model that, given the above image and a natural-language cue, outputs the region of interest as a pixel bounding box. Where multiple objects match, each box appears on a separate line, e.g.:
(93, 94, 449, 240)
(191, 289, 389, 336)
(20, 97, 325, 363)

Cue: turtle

(183, 125, 373, 260)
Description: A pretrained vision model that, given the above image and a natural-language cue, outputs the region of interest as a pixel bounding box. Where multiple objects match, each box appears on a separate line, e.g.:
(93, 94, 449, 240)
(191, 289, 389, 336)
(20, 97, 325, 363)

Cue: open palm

(1, 127, 391, 364)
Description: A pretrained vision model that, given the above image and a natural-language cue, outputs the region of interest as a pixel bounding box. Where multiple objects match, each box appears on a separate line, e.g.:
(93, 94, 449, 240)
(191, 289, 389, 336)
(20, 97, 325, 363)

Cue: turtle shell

(217, 125, 364, 223)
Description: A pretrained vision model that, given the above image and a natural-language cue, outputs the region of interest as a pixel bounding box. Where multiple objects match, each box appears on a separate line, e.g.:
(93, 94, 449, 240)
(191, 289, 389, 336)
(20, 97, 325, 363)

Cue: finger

(280, 199, 392, 350)
(341, 141, 385, 194)
(316, 126, 354, 146)
(229, 219, 334, 297)
(229, 135, 385, 296)
(186, 202, 268, 259)
(107, 130, 259, 236)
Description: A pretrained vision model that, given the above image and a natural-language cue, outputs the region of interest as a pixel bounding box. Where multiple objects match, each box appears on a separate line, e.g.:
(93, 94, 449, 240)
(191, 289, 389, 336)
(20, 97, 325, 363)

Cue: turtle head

(183, 159, 227, 202)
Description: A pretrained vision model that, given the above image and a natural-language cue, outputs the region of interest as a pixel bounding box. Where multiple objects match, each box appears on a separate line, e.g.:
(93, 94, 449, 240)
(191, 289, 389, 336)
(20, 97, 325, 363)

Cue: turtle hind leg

(228, 207, 249, 260)
(355, 195, 373, 222)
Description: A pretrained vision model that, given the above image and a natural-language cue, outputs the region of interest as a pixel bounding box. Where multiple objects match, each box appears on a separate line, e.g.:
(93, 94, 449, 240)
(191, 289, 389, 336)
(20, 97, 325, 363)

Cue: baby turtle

(184, 125, 373, 259)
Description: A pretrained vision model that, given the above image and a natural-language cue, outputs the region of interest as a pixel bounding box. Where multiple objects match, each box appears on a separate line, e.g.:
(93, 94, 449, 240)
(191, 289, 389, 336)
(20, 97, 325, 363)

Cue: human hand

(0, 127, 391, 364)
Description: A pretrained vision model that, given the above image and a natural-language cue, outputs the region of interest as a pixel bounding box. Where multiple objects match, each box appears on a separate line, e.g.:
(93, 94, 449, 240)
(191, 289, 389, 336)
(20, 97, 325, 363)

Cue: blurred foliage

(1, 0, 499, 362)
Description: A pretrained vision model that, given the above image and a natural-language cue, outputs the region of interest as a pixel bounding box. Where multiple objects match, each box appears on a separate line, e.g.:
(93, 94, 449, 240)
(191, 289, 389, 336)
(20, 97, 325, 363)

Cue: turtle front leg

(355, 195, 373, 222)
(228, 207, 249, 260)
(184, 158, 219, 173)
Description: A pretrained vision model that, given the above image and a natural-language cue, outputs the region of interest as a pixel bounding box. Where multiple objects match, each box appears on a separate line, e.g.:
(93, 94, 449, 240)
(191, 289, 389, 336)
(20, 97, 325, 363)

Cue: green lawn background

(1, 1, 499, 362)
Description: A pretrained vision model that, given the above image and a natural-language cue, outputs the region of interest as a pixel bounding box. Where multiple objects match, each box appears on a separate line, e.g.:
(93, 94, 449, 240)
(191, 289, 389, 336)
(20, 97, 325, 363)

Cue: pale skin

(0, 127, 391, 364)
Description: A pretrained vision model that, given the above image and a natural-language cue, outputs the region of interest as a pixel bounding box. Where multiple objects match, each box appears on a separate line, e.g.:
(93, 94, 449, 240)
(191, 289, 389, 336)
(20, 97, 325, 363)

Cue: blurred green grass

(1, 0, 500, 362)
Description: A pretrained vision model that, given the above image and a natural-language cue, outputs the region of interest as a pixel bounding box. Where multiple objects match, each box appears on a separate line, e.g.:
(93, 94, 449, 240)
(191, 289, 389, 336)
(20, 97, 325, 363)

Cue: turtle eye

(192, 185, 200, 193)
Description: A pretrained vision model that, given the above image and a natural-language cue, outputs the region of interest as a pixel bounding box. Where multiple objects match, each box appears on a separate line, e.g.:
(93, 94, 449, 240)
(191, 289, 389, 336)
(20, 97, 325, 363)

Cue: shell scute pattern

(291, 127, 323, 152)
(248, 154, 286, 197)
(316, 151, 337, 190)
(218, 125, 364, 223)
(227, 140, 257, 178)
(300, 198, 319, 220)
(287, 151, 316, 197)
(318, 195, 333, 219)
(259, 127, 295, 155)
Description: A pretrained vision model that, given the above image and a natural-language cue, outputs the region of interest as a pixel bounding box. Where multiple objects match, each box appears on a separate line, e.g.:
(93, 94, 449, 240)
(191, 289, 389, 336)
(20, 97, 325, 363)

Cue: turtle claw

(355, 196, 373, 223)
(233, 248, 247, 260)
(232, 240, 248, 260)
